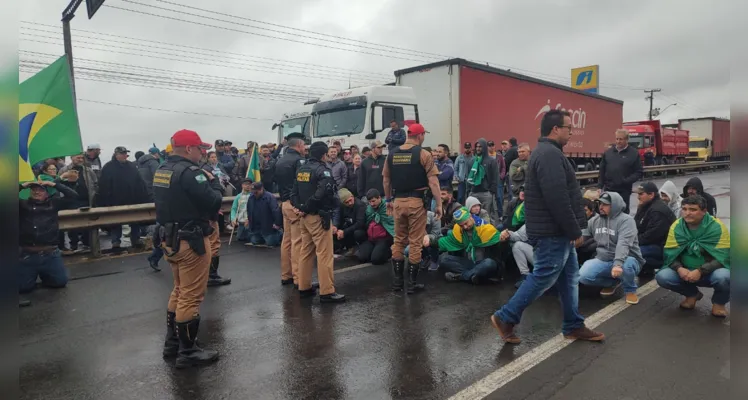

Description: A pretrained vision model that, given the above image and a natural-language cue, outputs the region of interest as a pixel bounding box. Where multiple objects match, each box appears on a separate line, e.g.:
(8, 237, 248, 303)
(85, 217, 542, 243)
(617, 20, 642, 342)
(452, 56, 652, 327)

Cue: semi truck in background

(621, 120, 689, 165)
(679, 117, 731, 162)
(272, 100, 316, 145)
(308, 58, 625, 171)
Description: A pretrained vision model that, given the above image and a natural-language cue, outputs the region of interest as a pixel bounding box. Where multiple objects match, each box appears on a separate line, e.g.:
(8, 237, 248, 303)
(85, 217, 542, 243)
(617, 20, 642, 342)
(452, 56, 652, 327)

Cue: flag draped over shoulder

(663, 214, 730, 270)
(245, 143, 261, 182)
(19, 55, 82, 182)
(437, 223, 501, 262)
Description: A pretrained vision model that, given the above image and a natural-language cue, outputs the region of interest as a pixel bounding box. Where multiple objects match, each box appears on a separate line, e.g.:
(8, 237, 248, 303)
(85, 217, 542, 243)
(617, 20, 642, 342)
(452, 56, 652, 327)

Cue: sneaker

(600, 282, 621, 297)
(78, 245, 91, 253)
(679, 291, 703, 310)
(428, 261, 439, 271)
(625, 293, 639, 305)
(490, 314, 521, 344)
(444, 272, 461, 282)
(564, 326, 605, 342)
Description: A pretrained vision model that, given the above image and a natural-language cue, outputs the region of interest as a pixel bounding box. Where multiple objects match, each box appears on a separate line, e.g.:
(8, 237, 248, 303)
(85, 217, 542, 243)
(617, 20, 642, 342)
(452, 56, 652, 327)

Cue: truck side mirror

(271, 123, 279, 130)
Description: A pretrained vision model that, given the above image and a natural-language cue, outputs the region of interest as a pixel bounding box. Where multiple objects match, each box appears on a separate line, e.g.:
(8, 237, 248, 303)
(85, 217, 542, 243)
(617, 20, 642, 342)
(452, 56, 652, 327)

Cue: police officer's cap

(285, 132, 305, 141)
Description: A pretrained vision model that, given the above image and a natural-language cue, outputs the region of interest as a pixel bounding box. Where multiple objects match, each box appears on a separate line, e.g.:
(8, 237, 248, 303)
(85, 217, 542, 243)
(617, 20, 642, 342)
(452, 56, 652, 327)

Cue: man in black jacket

(598, 129, 643, 214)
(491, 109, 605, 345)
(358, 140, 386, 200)
(634, 182, 677, 270)
(467, 138, 500, 226)
(19, 180, 79, 293)
(332, 188, 367, 254)
(503, 137, 519, 201)
(682, 176, 717, 216)
(273, 136, 307, 286)
(98, 146, 150, 249)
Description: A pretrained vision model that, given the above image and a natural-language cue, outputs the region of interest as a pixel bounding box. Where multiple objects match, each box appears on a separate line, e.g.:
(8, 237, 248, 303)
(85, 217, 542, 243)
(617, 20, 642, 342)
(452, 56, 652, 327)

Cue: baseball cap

(464, 141, 472, 148)
(148, 146, 160, 154)
(114, 146, 130, 154)
(370, 140, 385, 148)
(87, 143, 101, 150)
(635, 182, 659, 194)
(407, 123, 426, 136)
(172, 129, 212, 149)
(597, 192, 613, 205)
(487, 140, 495, 147)
(251, 182, 264, 190)
(225, 140, 233, 146)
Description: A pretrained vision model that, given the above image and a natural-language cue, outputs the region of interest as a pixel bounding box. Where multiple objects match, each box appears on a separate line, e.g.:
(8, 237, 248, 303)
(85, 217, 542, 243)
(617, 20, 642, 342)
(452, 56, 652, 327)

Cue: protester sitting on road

(501, 185, 525, 231)
(577, 198, 598, 265)
(579, 192, 645, 304)
(633, 182, 677, 271)
(682, 177, 717, 216)
(439, 186, 462, 235)
(659, 180, 682, 217)
(246, 182, 283, 247)
(98, 146, 149, 250)
(655, 195, 730, 317)
(424, 207, 501, 284)
(501, 224, 533, 288)
(465, 196, 491, 226)
(406, 211, 441, 271)
(229, 179, 254, 242)
(19, 179, 80, 293)
(332, 188, 367, 256)
(357, 189, 394, 265)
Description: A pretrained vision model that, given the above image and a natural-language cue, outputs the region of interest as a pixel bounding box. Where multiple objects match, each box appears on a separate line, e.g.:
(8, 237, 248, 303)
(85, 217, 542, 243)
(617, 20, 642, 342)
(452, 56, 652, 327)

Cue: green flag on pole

(245, 143, 262, 182)
(19, 55, 82, 182)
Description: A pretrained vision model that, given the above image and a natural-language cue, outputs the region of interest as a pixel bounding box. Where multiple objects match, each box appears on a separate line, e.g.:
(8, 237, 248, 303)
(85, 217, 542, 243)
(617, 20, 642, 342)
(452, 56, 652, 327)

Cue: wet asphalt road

(19, 170, 730, 400)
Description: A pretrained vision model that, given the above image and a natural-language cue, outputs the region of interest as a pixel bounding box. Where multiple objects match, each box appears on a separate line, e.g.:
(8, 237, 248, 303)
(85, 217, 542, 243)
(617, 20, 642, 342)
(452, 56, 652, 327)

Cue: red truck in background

(622, 120, 689, 165)
(394, 58, 624, 172)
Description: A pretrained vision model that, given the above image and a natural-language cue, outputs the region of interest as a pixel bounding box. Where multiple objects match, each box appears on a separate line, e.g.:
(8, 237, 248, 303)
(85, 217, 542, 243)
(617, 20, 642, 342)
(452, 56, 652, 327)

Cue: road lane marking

(336, 262, 374, 274)
(448, 279, 661, 400)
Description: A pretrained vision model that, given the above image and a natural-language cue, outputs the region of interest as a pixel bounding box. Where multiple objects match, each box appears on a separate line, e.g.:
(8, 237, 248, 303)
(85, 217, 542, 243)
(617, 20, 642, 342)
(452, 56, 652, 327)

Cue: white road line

(448, 279, 661, 400)
(336, 262, 374, 274)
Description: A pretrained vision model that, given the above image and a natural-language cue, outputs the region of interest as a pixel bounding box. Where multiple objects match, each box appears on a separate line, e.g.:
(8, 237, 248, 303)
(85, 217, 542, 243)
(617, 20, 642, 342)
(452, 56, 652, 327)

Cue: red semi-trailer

(394, 58, 624, 171)
(622, 120, 689, 165)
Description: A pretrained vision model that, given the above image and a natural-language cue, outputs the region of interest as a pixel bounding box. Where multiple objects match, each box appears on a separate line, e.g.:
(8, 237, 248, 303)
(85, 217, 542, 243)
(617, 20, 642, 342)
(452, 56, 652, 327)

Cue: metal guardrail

(57, 161, 729, 254)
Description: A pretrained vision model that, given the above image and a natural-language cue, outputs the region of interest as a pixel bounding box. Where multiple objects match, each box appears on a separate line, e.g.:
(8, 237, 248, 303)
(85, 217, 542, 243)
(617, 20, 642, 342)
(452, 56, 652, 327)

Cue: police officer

(291, 141, 346, 303)
(382, 123, 442, 293)
(154, 129, 224, 369)
(273, 132, 310, 287)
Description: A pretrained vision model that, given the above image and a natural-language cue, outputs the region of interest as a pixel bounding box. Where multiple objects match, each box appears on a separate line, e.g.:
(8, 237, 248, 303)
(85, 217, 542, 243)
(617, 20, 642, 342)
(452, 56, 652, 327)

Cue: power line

(19, 23, 393, 81)
(77, 98, 276, 120)
(19, 34, 387, 86)
(112, 0, 648, 90)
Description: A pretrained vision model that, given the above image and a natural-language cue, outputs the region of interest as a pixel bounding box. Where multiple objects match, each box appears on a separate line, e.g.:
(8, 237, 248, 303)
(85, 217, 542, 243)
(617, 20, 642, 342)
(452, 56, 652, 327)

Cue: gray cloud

(20, 0, 732, 156)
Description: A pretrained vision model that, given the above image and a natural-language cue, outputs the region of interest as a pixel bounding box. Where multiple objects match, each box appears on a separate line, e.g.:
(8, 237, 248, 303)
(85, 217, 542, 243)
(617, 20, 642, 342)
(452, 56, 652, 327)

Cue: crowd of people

(19, 112, 730, 361)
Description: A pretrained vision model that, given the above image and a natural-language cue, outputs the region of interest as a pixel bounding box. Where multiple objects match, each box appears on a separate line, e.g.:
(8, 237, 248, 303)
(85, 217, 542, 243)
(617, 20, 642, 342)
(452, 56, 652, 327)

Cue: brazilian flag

(19, 55, 82, 182)
(245, 142, 262, 182)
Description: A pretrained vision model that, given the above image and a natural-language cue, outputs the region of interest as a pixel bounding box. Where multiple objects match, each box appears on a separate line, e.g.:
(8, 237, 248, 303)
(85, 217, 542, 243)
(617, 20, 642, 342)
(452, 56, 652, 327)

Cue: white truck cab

(310, 85, 418, 150)
(273, 101, 315, 145)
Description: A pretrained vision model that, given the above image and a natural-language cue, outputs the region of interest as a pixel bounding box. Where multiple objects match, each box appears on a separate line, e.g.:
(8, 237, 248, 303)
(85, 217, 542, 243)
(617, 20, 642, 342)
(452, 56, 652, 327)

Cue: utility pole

(644, 89, 661, 120)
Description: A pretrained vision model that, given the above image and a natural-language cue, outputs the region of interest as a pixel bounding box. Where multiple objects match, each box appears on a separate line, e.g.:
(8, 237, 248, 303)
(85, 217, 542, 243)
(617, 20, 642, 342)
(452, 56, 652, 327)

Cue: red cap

(171, 129, 212, 149)
(407, 123, 426, 136)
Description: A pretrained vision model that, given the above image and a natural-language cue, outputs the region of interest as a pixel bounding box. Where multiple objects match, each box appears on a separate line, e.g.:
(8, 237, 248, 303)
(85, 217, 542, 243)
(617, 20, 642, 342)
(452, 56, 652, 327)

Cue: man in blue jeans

(578, 192, 645, 304)
(246, 182, 283, 247)
(491, 109, 604, 344)
(19, 180, 78, 293)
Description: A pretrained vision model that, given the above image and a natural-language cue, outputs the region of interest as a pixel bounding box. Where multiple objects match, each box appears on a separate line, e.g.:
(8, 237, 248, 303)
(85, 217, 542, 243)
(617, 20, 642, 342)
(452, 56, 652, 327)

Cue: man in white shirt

(231, 179, 253, 241)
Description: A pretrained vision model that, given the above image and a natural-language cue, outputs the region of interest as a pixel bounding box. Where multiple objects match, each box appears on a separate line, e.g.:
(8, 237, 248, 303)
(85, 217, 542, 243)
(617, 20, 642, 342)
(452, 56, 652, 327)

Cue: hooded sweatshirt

(469, 138, 499, 194)
(659, 180, 681, 217)
(682, 177, 717, 216)
(585, 191, 645, 266)
(465, 196, 491, 225)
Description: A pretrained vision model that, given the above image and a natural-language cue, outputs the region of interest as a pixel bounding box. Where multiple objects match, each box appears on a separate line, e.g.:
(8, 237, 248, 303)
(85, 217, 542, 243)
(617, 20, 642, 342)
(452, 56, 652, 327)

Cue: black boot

(392, 259, 405, 291)
(207, 256, 231, 286)
(163, 311, 179, 358)
(175, 317, 219, 369)
(406, 261, 425, 294)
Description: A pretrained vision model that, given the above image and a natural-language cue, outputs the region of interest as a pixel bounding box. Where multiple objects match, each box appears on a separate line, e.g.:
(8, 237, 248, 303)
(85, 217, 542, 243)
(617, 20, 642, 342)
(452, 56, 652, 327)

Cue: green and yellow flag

(19, 55, 82, 182)
(245, 142, 261, 182)
(663, 214, 731, 270)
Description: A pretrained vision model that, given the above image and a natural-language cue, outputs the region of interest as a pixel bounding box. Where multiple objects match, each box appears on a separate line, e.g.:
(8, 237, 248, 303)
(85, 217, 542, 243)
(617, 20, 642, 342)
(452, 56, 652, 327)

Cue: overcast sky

(18, 0, 732, 156)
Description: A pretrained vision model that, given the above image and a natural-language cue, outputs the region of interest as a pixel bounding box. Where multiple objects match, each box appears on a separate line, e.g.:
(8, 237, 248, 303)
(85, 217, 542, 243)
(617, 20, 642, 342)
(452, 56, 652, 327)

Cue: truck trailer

(622, 120, 689, 165)
(679, 117, 730, 162)
(393, 58, 624, 171)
